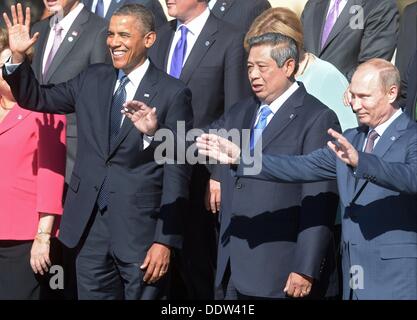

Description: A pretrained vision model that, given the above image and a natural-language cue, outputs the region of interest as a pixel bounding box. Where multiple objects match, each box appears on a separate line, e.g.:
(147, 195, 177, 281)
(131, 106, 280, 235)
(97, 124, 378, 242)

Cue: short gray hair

(248, 32, 299, 73)
(113, 4, 155, 33)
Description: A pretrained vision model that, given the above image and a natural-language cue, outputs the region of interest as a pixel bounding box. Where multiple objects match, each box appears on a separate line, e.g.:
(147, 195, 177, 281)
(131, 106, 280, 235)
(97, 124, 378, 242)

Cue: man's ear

(386, 84, 399, 104)
(284, 58, 296, 78)
(144, 31, 156, 49)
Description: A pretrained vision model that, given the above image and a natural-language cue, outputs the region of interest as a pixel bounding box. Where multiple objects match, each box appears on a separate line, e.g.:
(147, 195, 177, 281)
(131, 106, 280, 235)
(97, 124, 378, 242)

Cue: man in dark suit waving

(3, 3, 192, 299)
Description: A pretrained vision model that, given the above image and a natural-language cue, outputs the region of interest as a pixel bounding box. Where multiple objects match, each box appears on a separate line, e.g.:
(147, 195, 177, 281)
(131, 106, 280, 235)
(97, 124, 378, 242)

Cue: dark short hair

(248, 32, 299, 74)
(113, 4, 155, 33)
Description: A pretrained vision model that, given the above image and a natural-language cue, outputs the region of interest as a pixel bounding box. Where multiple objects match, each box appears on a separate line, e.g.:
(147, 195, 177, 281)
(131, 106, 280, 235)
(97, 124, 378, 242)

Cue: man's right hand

(3, 4, 39, 64)
(205, 179, 221, 214)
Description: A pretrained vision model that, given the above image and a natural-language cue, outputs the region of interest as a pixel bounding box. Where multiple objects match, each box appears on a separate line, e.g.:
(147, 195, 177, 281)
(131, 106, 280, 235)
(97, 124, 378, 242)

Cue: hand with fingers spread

(327, 128, 359, 167)
(196, 133, 241, 165)
(140, 243, 170, 284)
(122, 100, 158, 136)
(3, 3, 39, 63)
(284, 272, 314, 298)
(205, 179, 221, 214)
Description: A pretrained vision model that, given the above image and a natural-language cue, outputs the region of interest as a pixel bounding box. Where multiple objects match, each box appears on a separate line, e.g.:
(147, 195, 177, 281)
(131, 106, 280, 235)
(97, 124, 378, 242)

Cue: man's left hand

(122, 100, 158, 136)
(284, 272, 314, 298)
(140, 243, 170, 284)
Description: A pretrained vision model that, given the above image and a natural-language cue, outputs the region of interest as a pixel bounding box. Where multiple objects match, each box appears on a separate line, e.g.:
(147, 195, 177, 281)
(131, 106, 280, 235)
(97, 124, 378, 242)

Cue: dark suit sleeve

(90, 25, 112, 65)
(3, 60, 81, 114)
(224, 32, 251, 112)
(352, 0, 398, 79)
(149, 0, 167, 29)
(355, 134, 417, 195)
(153, 87, 193, 249)
(293, 109, 340, 280)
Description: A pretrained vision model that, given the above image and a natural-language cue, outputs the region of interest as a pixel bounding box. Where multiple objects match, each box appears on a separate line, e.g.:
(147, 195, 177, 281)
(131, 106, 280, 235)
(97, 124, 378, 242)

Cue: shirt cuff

(143, 134, 154, 149)
(4, 56, 21, 74)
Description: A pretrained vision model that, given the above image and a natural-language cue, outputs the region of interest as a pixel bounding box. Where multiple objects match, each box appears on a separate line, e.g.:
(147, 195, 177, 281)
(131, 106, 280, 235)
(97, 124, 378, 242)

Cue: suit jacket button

(236, 183, 243, 189)
(106, 162, 112, 167)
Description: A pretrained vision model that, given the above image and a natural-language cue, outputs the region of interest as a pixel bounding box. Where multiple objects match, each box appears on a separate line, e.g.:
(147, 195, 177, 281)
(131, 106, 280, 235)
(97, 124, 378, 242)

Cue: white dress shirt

(91, 0, 112, 17)
(253, 82, 300, 128)
(42, 3, 85, 74)
(166, 7, 211, 74)
(208, 0, 217, 10)
(362, 108, 403, 151)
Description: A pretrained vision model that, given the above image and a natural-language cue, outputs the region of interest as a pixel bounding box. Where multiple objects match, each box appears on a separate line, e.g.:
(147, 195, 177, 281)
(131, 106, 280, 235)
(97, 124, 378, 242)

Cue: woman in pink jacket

(0, 28, 66, 299)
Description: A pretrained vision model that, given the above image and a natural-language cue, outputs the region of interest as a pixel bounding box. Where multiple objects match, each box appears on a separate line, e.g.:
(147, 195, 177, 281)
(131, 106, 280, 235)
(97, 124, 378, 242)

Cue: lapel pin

(220, 6, 225, 11)
(144, 93, 150, 98)
(17, 114, 23, 120)
(68, 36, 74, 42)
(390, 136, 396, 141)
(205, 41, 210, 46)
(71, 31, 78, 37)
(289, 114, 295, 119)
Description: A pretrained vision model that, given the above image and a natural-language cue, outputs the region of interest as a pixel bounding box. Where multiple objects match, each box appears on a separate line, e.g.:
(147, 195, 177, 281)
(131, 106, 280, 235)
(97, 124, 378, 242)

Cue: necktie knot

(257, 105, 273, 124)
(118, 75, 130, 89)
(364, 129, 379, 153)
(53, 23, 63, 34)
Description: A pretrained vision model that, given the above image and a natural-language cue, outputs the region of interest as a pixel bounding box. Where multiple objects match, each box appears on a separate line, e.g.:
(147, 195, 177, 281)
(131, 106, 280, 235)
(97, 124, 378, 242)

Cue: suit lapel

(101, 68, 119, 156)
(320, 0, 363, 54)
(159, 21, 177, 71)
(44, 9, 90, 83)
(211, 0, 234, 19)
(83, 0, 94, 11)
(352, 113, 409, 199)
(179, 14, 218, 84)
(32, 21, 50, 83)
(0, 107, 32, 135)
(107, 63, 159, 159)
(372, 113, 409, 158)
(105, 0, 124, 19)
(314, 0, 330, 55)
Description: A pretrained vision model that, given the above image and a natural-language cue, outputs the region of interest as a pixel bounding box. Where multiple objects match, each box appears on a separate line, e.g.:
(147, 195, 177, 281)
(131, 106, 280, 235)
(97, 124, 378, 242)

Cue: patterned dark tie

(96, 75, 130, 211)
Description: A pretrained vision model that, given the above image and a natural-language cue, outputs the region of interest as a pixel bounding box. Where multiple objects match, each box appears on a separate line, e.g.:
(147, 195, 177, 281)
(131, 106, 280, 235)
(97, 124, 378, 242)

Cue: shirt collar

(118, 59, 150, 88)
(262, 82, 300, 115)
(371, 108, 403, 137)
(208, 0, 217, 10)
(52, 3, 84, 33)
(176, 7, 210, 36)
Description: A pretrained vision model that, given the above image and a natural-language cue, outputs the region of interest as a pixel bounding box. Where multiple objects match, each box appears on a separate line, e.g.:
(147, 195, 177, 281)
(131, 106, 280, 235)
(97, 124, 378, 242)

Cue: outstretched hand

(3, 4, 39, 63)
(327, 128, 359, 167)
(196, 133, 241, 164)
(122, 100, 158, 136)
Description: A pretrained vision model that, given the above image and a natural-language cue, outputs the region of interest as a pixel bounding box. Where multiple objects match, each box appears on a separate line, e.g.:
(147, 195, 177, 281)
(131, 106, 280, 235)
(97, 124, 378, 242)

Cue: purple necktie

(169, 25, 188, 79)
(321, 0, 342, 49)
(43, 23, 63, 77)
(364, 130, 379, 153)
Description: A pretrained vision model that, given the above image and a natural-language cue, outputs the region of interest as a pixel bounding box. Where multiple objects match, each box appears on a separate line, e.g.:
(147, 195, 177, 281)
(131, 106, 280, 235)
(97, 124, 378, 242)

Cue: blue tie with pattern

(96, 75, 130, 211)
(250, 105, 273, 150)
(169, 25, 188, 79)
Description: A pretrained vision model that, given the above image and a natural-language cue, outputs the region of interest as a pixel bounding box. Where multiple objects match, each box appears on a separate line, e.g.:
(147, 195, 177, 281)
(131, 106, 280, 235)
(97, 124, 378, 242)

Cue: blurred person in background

(0, 28, 66, 300)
